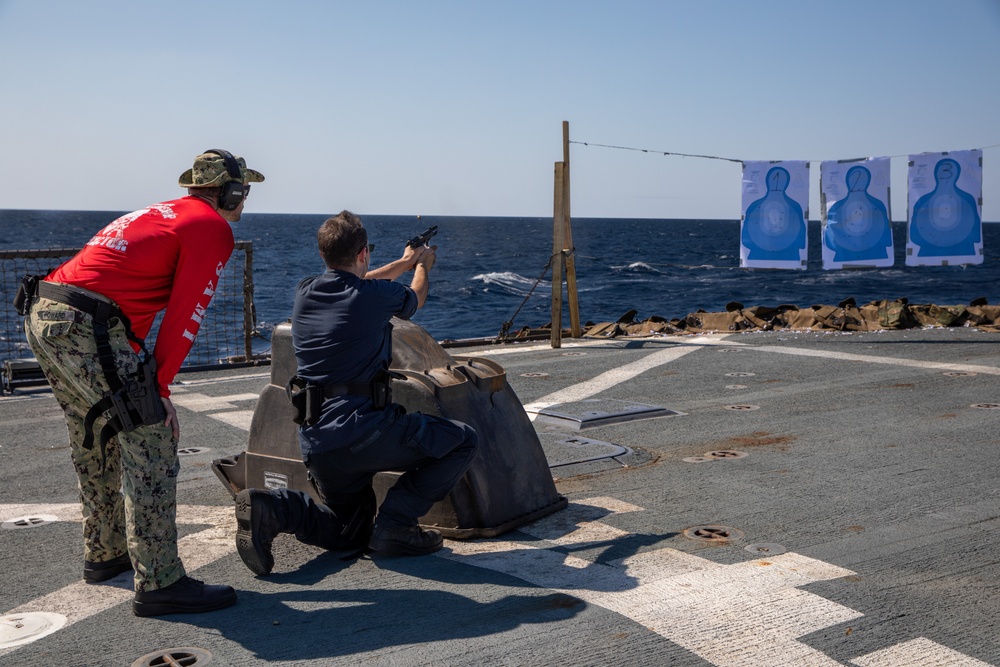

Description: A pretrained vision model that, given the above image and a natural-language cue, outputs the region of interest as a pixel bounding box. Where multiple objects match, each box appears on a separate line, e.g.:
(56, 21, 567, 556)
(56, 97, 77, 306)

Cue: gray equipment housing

(212, 320, 566, 538)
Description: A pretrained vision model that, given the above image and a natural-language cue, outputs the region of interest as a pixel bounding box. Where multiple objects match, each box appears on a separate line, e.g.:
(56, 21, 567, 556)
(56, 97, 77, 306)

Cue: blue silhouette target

(741, 164, 808, 268)
(907, 154, 982, 265)
(822, 162, 892, 268)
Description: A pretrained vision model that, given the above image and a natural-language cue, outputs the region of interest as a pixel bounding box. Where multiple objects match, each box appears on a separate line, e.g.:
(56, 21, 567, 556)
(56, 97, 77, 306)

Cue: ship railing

(0, 241, 265, 393)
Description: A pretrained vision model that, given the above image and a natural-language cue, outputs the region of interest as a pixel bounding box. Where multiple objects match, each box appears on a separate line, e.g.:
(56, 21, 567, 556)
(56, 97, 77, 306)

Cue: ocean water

(2, 209, 999, 344)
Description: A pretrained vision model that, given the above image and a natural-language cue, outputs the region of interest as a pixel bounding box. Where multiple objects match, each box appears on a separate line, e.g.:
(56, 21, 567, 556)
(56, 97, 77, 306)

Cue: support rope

(495, 252, 560, 343)
(569, 140, 1000, 164)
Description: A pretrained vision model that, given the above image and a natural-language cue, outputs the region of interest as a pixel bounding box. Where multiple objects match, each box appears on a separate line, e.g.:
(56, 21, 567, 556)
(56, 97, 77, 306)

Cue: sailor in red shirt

(22, 149, 264, 616)
(48, 195, 235, 398)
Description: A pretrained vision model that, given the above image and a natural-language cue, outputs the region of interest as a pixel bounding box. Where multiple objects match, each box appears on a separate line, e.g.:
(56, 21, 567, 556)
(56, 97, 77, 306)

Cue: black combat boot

(235, 489, 284, 575)
(368, 523, 443, 556)
(132, 576, 237, 617)
(83, 553, 133, 583)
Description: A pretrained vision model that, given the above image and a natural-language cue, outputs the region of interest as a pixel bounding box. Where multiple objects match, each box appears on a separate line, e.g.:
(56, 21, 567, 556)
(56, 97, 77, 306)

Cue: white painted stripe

(460, 340, 622, 357)
(170, 392, 260, 411)
(0, 504, 230, 532)
(0, 504, 234, 659)
(171, 372, 270, 387)
(522, 342, 726, 418)
(516, 496, 642, 545)
(440, 498, 990, 667)
(850, 637, 995, 666)
(3, 497, 991, 667)
(0, 414, 64, 426)
(0, 394, 57, 404)
(209, 409, 255, 431)
(573, 496, 644, 514)
(754, 345, 1000, 375)
(466, 334, 732, 357)
(442, 541, 862, 667)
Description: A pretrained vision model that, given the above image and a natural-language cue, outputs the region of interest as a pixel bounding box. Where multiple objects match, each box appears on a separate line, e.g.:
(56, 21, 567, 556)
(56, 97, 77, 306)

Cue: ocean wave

(7, 213, 999, 342)
(471, 271, 551, 296)
(610, 262, 663, 274)
(794, 268, 911, 285)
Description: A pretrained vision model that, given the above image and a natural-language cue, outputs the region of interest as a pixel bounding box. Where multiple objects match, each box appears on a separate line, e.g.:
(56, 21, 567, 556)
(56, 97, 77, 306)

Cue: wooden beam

(562, 121, 581, 337)
(551, 161, 566, 348)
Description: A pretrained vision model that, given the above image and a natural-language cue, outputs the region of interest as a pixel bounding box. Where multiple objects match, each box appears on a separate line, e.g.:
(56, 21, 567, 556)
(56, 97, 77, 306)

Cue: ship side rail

(0, 242, 265, 393)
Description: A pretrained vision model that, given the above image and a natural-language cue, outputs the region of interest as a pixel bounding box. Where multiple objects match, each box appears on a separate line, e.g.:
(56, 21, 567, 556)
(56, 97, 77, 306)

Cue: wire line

(569, 141, 1000, 164)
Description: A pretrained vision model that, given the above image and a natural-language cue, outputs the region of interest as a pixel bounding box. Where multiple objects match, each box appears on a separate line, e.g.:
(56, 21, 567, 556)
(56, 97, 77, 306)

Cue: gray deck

(1, 327, 998, 666)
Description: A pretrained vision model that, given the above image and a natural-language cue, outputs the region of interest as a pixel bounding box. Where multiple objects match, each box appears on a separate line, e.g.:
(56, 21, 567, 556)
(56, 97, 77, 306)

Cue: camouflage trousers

(24, 296, 185, 592)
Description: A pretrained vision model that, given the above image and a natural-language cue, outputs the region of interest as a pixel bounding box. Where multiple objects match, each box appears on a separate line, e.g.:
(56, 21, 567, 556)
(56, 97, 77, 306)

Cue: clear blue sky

(2, 0, 998, 220)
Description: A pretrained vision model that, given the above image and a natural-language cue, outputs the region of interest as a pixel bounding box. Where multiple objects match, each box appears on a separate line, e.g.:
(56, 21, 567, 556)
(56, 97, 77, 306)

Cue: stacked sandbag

(582, 297, 999, 338)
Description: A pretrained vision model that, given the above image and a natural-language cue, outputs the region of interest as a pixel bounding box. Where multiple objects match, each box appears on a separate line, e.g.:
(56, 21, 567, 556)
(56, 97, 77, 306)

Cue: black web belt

(323, 382, 377, 399)
(35, 282, 164, 458)
(287, 372, 403, 426)
(37, 282, 122, 336)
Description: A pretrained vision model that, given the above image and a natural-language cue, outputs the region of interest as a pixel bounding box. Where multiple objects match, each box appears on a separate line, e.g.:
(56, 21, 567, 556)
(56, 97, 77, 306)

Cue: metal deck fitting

(531, 398, 683, 430)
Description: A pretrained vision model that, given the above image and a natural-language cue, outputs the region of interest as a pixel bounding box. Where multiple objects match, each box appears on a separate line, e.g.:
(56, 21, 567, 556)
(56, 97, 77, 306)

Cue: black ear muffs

(205, 148, 246, 211)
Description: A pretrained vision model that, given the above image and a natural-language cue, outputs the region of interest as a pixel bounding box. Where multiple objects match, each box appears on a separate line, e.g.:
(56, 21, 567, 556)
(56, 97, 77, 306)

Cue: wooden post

(562, 121, 581, 337)
(241, 241, 255, 362)
(551, 161, 566, 348)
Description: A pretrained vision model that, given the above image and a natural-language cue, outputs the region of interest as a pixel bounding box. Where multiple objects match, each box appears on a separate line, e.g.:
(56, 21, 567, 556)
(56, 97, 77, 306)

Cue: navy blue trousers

(304, 408, 479, 531)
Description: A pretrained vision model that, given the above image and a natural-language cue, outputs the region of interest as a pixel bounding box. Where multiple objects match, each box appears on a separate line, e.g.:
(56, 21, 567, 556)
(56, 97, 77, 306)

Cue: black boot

(235, 489, 284, 575)
(84, 553, 133, 583)
(132, 576, 237, 617)
(368, 523, 443, 556)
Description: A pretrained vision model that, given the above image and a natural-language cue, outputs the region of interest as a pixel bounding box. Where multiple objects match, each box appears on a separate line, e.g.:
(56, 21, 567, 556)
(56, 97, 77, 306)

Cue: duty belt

(33, 281, 165, 459)
(37, 281, 121, 329)
(322, 382, 379, 399)
(286, 371, 404, 426)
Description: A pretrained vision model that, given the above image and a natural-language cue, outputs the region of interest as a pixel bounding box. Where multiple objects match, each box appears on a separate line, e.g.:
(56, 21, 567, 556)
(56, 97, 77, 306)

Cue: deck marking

(752, 344, 1000, 375)
(517, 496, 642, 545)
(172, 372, 270, 387)
(170, 392, 258, 430)
(472, 334, 734, 357)
(443, 500, 861, 667)
(440, 498, 991, 667)
(522, 340, 731, 419)
(170, 392, 260, 411)
(850, 637, 995, 666)
(206, 409, 255, 431)
(0, 504, 232, 658)
(0, 500, 991, 665)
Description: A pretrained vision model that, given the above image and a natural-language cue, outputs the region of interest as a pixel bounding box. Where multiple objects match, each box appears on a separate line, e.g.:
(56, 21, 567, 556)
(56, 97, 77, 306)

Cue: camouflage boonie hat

(178, 150, 265, 188)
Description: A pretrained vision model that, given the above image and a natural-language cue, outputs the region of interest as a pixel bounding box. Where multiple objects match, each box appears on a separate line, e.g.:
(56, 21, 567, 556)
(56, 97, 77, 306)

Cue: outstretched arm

(408, 246, 436, 308)
(366, 244, 424, 281)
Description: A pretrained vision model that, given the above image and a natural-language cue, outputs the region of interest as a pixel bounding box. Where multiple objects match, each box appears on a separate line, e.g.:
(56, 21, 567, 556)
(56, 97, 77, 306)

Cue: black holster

(83, 354, 167, 453)
(286, 370, 406, 425)
(286, 376, 324, 426)
(29, 280, 165, 457)
(13, 274, 41, 316)
(371, 369, 405, 409)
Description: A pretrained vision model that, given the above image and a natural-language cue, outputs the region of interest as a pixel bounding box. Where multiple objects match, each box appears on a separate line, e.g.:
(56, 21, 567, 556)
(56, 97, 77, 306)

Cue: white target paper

(821, 157, 893, 270)
(740, 161, 809, 269)
(906, 150, 983, 266)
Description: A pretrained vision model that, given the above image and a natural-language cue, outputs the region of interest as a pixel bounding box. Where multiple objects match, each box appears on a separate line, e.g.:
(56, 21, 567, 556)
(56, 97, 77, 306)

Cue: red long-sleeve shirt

(47, 196, 235, 397)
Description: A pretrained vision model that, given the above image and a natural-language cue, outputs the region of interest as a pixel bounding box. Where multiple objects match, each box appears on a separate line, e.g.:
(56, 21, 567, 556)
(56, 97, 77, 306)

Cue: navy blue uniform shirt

(291, 269, 419, 455)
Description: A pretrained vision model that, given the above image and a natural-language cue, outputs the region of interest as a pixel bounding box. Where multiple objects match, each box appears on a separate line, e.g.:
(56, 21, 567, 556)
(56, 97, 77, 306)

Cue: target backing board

(741, 161, 809, 269)
(906, 149, 983, 266)
(821, 157, 893, 269)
